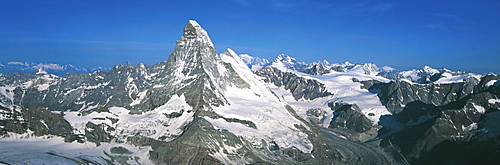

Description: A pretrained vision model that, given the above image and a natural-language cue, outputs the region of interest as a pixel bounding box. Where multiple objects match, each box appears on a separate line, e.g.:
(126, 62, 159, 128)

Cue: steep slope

(125, 21, 342, 164)
(123, 21, 302, 149)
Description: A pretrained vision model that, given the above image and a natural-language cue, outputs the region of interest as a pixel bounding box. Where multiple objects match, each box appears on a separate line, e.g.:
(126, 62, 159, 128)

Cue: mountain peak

(274, 54, 295, 62)
(224, 48, 237, 55)
(271, 54, 308, 70)
(182, 20, 214, 47)
(35, 68, 48, 75)
(419, 66, 440, 74)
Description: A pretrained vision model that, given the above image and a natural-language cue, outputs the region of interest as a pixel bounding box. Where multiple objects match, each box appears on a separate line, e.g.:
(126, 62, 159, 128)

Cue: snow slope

(208, 48, 313, 153)
(266, 62, 392, 124)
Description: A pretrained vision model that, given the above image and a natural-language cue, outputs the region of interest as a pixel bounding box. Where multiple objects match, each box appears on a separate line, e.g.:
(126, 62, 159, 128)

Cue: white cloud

(33, 63, 65, 70)
(7, 61, 30, 66)
(7, 61, 65, 71)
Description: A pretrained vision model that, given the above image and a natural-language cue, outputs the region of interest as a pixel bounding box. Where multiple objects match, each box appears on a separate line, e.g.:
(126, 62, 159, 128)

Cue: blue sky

(1, 0, 499, 73)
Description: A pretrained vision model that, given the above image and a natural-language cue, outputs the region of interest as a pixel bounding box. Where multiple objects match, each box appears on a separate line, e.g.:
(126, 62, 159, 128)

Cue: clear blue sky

(1, 0, 499, 73)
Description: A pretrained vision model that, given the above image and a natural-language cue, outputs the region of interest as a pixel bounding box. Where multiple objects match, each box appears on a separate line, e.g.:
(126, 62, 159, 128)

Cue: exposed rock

(368, 78, 478, 115)
(300, 63, 331, 75)
(255, 66, 333, 100)
(328, 102, 372, 133)
(375, 75, 500, 164)
(0, 106, 77, 142)
(84, 122, 114, 146)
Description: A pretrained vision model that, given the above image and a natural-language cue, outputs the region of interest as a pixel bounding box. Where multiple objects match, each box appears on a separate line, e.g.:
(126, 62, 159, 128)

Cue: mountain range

(0, 61, 110, 76)
(0, 20, 499, 165)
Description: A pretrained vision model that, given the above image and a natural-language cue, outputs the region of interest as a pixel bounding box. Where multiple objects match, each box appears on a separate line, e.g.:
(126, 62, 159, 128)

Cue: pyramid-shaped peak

(188, 20, 200, 26)
(182, 20, 214, 47)
(184, 20, 202, 36)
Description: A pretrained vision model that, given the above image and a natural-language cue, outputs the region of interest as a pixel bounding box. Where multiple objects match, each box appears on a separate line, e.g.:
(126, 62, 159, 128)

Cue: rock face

(0, 106, 76, 141)
(300, 63, 331, 75)
(328, 102, 372, 133)
(132, 20, 230, 111)
(366, 74, 500, 164)
(255, 66, 333, 100)
(369, 77, 478, 115)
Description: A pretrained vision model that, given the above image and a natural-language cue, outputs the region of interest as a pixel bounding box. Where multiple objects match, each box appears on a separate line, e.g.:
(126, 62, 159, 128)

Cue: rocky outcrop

(366, 77, 478, 115)
(0, 106, 77, 142)
(255, 66, 332, 100)
(300, 63, 331, 75)
(328, 102, 372, 133)
(0, 61, 167, 115)
(372, 74, 500, 164)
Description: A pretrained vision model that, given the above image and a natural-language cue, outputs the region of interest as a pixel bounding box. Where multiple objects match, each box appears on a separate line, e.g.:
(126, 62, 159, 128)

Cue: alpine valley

(1, 20, 499, 165)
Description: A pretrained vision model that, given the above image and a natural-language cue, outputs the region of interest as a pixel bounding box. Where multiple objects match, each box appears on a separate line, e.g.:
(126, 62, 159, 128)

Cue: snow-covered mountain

(255, 53, 500, 164)
(238, 54, 269, 71)
(1, 20, 499, 165)
(238, 53, 479, 85)
(0, 20, 343, 164)
(270, 54, 309, 71)
(0, 61, 110, 76)
(377, 65, 478, 84)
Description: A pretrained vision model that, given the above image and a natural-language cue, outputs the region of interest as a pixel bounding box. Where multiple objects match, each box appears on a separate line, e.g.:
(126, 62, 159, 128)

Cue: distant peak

(320, 60, 330, 65)
(420, 65, 441, 73)
(276, 54, 292, 59)
(35, 68, 48, 75)
(274, 54, 296, 63)
(239, 54, 251, 58)
(422, 65, 433, 70)
(271, 54, 308, 70)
